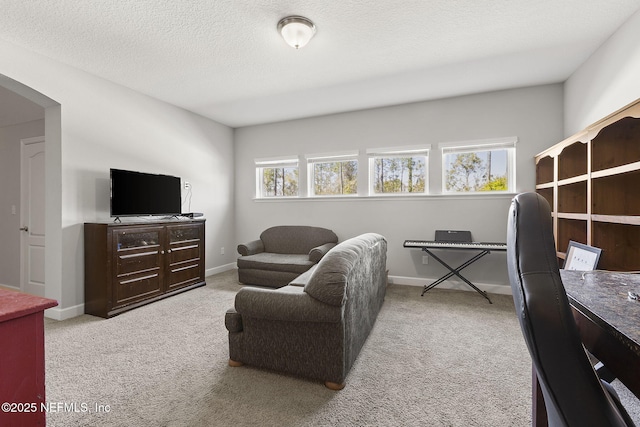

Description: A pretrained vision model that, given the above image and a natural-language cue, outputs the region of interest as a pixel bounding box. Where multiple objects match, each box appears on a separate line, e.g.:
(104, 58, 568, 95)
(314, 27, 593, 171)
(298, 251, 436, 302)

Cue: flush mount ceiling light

(277, 16, 316, 49)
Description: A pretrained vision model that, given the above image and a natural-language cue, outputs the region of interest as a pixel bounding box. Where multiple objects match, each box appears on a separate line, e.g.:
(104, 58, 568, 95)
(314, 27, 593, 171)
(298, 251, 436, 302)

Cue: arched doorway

(0, 74, 61, 305)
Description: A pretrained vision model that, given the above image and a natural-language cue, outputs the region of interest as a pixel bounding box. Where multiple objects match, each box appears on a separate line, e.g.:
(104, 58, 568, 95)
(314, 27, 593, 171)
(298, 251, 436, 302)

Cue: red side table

(0, 289, 58, 426)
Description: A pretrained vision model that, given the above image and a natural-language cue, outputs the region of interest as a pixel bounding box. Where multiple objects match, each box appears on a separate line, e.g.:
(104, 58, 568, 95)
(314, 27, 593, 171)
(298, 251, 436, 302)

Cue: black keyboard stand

(420, 248, 493, 304)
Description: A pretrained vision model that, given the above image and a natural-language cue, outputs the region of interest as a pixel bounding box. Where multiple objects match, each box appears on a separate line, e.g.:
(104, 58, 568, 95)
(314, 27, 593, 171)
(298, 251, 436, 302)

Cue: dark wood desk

(531, 270, 640, 426)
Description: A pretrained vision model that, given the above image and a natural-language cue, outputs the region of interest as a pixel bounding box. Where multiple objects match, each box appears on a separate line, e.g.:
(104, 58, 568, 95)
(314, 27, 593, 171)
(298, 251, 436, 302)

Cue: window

(367, 146, 430, 195)
(441, 138, 516, 193)
(307, 152, 358, 196)
(255, 157, 299, 198)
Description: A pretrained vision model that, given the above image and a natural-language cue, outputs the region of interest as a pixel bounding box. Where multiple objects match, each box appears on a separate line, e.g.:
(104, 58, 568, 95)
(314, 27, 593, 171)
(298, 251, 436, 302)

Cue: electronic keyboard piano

(403, 239, 507, 303)
(403, 240, 507, 251)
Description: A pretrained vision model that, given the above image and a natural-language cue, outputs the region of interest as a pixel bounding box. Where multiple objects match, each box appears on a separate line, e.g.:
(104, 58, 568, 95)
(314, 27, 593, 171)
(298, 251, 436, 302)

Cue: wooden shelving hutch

(535, 98, 640, 271)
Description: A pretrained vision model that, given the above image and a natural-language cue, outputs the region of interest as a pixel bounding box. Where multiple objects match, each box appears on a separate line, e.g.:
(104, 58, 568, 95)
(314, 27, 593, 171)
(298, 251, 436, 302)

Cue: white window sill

(254, 192, 518, 202)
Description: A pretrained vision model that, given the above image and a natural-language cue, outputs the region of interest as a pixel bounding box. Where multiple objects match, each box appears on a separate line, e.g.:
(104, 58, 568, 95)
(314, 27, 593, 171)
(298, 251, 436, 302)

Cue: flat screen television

(110, 168, 182, 218)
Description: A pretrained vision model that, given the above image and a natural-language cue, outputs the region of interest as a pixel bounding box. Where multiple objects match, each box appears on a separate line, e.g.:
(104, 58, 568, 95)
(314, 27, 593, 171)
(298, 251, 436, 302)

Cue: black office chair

(507, 192, 635, 427)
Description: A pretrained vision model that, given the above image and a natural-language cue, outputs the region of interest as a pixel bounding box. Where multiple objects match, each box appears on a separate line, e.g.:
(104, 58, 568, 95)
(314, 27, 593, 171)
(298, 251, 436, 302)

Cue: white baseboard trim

(40, 271, 505, 320)
(44, 265, 236, 321)
(45, 303, 85, 321)
(206, 263, 237, 277)
(0, 283, 19, 291)
(388, 275, 512, 296)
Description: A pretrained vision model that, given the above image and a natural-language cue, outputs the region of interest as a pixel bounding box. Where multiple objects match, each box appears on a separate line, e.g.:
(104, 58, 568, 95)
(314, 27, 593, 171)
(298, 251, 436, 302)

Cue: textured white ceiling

(1, 0, 640, 127)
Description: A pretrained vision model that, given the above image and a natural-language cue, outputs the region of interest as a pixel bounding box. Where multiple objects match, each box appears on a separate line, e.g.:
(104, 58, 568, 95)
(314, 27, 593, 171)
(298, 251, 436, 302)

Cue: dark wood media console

(84, 219, 205, 318)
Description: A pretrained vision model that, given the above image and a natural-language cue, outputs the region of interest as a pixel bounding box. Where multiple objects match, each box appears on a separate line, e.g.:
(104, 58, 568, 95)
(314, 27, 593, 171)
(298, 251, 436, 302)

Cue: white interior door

(21, 136, 46, 297)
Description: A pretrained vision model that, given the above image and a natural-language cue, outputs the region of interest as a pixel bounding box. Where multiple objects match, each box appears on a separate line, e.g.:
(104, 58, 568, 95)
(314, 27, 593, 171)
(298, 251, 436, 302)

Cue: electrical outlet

(220, 247, 225, 255)
(184, 181, 191, 189)
(422, 255, 429, 265)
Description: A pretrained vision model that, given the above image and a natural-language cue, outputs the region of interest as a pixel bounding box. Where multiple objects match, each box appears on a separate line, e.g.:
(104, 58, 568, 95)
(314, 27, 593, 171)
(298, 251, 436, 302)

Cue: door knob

(19, 226, 29, 232)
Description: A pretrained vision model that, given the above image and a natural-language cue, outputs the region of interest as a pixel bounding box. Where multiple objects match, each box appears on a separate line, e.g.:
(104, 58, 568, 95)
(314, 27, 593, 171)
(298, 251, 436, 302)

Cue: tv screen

(110, 169, 182, 217)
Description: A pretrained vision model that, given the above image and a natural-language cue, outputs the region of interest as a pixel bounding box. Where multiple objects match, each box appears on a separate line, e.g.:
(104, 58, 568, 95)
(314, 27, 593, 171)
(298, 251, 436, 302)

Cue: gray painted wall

(565, 8, 640, 135)
(235, 84, 564, 292)
(0, 40, 236, 319)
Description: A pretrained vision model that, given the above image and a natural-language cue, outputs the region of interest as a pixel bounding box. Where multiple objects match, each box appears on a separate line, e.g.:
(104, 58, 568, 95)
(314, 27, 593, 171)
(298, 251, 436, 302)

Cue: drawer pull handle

(120, 274, 158, 285)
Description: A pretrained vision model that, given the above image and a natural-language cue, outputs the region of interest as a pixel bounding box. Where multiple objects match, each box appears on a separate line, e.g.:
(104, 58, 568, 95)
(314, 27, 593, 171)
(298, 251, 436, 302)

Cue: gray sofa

(236, 225, 338, 288)
(225, 233, 387, 389)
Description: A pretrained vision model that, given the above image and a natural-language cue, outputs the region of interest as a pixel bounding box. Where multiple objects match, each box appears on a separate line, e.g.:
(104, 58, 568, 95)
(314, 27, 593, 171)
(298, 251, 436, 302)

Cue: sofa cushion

(236, 253, 315, 274)
(234, 285, 341, 323)
(304, 247, 357, 307)
(260, 226, 338, 255)
(304, 233, 383, 307)
(288, 265, 318, 287)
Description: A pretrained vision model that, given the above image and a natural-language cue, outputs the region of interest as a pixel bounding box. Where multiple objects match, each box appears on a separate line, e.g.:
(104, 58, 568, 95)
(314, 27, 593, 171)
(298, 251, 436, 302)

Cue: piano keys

(403, 240, 507, 251)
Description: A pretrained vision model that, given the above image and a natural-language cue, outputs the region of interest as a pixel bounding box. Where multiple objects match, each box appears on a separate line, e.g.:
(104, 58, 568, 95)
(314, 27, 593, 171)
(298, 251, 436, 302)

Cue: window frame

(255, 156, 300, 198)
(306, 151, 359, 197)
(367, 145, 430, 196)
(440, 137, 517, 195)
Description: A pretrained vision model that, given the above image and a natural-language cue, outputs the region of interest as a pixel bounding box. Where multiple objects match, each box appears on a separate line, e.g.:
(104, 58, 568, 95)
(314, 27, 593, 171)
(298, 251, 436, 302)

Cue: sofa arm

(225, 308, 243, 332)
(237, 239, 264, 256)
(234, 287, 341, 323)
(309, 242, 337, 262)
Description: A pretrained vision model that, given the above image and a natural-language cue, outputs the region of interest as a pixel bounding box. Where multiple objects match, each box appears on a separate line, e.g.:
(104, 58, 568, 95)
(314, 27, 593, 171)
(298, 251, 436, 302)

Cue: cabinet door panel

(112, 227, 164, 308)
(116, 248, 162, 276)
(115, 230, 161, 249)
(168, 226, 200, 243)
(169, 243, 200, 263)
(166, 262, 201, 291)
(166, 224, 204, 291)
(114, 273, 163, 308)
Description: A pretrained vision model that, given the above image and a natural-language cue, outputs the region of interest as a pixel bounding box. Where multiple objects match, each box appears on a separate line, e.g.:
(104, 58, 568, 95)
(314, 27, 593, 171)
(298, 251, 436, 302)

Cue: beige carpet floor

(42, 270, 638, 426)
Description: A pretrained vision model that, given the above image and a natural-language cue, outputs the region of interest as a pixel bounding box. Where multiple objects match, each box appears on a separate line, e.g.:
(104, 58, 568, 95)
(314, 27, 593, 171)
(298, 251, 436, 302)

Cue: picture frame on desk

(564, 241, 602, 271)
